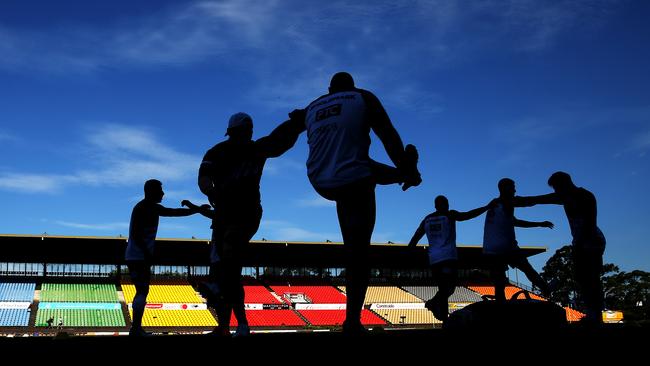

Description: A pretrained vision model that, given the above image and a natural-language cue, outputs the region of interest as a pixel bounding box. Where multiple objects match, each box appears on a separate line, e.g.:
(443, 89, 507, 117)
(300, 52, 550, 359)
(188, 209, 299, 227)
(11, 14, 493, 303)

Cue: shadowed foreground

(0, 325, 646, 360)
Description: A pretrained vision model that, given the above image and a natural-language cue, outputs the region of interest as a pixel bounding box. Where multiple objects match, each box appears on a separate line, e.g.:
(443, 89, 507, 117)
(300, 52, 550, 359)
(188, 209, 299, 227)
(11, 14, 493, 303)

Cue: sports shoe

(233, 324, 250, 337)
(401, 144, 422, 191)
(207, 326, 231, 337)
(128, 326, 152, 337)
(342, 321, 368, 335)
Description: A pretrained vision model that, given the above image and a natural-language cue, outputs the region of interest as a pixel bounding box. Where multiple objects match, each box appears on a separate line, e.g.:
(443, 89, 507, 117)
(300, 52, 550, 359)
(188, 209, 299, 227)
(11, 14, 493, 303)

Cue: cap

(225, 112, 253, 135)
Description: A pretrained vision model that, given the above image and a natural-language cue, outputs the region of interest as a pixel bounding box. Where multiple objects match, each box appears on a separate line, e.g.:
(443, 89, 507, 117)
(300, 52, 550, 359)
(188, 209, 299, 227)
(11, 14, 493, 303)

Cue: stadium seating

(121, 281, 203, 303)
(0, 282, 36, 302)
(129, 309, 217, 327)
(36, 309, 125, 327)
(230, 310, 306, 327)
(271, 285, 347, 304)
(244, 286, 283, 304)
(298, 309, 386, 326)
(0, 309, 30, 326)
(339, 286, 422, 304)
(40, 283, 119, 302)
(402, 286, 483, 303)
(565, 307, 586, 322)
(374, 309, 442, 325)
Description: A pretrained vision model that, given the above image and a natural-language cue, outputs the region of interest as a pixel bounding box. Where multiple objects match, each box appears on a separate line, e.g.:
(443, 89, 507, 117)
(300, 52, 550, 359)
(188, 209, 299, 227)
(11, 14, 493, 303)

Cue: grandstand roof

(0, 234, 546, 268)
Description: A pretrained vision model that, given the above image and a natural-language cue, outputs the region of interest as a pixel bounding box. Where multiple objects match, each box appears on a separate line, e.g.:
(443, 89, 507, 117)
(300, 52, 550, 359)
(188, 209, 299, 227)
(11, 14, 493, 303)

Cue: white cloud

(0, 173, 71, 193)
(0, 124, 200, 194)
(0, 1, 620, 93)
(296, 195, 336, 208)
(264, 158, 304, 176)
(72, 124, 200, 187)
(161, 189, 209, 206)
(0, 1, 622, 121)
(258, 218, 396, 243)
(54, 220, 129, 231)
(273, 227, 339, 242)
(0, 122, 311, 194)
(259, 219, 340, 242)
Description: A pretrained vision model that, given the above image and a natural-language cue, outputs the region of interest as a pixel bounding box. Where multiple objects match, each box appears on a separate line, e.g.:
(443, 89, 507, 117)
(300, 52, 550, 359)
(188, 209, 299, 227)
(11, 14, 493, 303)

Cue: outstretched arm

(452, 200, 494, 222)
(514, 218, 554, 229)
(181, 200, 214, 219)
(514, 193, 561, 207)
(408, 220, 426, 247)
(256, 111, 307, 158)
(156, 204, 198, 217)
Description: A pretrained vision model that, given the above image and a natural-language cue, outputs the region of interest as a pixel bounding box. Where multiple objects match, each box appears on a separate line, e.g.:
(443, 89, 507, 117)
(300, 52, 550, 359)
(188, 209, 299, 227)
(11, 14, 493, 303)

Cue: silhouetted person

(198, 112, 300, 337)
(57, 316, 63, 329)
(483, 178, 553, 302)
(125, 179, 200, 337)
(408, 195, 492, 322)
(46, 316, 54, 328)
(520, 172, 606, 325)
(286, 72, 422, 334)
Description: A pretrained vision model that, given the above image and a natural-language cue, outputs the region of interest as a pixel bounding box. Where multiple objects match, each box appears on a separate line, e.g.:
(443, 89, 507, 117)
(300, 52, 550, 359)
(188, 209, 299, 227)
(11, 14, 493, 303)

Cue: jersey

(422, 213, 457, 265)
(304, 89, 374, 189)
(125, 199, 162, 261)
(199, 139, 267, 213)
(564, 187, 606, 250)
(483, 201, 517, 256)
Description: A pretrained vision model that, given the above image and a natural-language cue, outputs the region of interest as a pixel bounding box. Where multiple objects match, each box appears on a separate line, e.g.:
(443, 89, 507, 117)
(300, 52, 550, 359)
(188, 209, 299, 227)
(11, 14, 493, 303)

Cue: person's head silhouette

(498, 178, 516, 198)
(547, 171, 574, 195)
(225, 112, 253, 141)
(434, 195, 449, 212)
(144, 179, 164, 203)
(329, 72, 355, 94)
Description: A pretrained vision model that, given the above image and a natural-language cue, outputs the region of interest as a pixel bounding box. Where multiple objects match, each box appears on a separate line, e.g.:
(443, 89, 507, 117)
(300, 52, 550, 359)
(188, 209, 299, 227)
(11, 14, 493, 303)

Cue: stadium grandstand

(0, 233, 588, 337)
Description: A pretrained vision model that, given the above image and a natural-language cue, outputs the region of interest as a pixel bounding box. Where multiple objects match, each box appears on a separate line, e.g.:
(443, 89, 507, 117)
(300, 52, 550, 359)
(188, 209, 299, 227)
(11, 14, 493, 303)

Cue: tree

(603, 270, 650, 321)
(541, 245, 650, 321)
(540, 245, 577, 307)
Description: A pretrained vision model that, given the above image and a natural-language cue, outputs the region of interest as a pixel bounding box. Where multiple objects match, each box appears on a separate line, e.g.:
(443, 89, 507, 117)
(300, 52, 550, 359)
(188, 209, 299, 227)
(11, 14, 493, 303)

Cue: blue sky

(1, 0, 649, 278)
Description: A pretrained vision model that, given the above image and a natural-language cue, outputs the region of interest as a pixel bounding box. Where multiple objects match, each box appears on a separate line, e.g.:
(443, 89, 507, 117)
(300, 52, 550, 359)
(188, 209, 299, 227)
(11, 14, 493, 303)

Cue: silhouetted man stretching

(198, 112, 300, 337)
(288, 72, 422, 334)
(409, 195, 491, 322)
(125, 179, 200, 337)
(520, 172, 606, 325)
(483, 178, 553, 302)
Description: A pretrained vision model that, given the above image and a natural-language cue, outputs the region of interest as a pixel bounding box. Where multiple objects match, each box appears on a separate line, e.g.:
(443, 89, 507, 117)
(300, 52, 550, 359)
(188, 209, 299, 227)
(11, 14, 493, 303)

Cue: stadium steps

(262, 283, 285, 304)
(28, 300, 39, 329)
(115, 282, 132, 328)
(291, 308, 311, 326)
(28, 283, 42, 329)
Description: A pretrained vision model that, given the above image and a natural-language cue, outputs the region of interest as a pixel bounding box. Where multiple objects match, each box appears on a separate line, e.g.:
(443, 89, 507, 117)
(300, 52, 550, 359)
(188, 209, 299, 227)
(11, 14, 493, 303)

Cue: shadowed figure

(197, 112, 301, 337)
(518, 172, 606, 325)
(124, 179, 200, 337)
(286, 72, 422, 334)
(46, 316, 54, 328)
(483, 178, 553, 302)
(408, 195, 492, 323)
